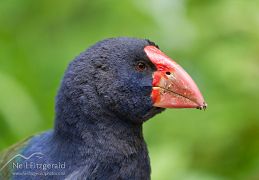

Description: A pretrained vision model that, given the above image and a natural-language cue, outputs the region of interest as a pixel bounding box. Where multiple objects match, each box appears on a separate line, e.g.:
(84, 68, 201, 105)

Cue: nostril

(166, 72, 171, 75)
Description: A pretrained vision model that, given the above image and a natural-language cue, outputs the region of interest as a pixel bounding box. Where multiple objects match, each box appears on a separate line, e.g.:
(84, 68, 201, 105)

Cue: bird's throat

(54, 102, 146, 157)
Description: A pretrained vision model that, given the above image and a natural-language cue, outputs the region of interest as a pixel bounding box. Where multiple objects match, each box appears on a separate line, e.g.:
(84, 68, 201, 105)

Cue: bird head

(57, 37, 206, 125)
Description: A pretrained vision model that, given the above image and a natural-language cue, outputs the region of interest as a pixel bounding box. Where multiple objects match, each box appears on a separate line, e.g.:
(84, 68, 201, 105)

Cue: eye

(166, 71, 171, 75)
(135, 62, 147, 72)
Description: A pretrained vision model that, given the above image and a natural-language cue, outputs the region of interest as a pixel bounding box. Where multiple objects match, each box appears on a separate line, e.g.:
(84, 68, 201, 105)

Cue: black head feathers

(54, 38, 164, 137)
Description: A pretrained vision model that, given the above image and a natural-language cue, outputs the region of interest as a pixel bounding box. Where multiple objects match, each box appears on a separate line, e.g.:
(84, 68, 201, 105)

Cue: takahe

(0, 37, 206, 180)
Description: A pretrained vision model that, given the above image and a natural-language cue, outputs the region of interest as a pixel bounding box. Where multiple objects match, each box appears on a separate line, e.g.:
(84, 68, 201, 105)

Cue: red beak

(144, 46, 207, 110)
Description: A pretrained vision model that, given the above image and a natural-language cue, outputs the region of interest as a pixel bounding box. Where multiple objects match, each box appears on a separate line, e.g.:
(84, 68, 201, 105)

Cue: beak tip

(196, 102, 207, 111)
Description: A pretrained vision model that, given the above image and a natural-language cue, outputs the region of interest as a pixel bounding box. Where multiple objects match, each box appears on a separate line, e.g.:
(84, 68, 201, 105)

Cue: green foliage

(0, 0, 258, 179)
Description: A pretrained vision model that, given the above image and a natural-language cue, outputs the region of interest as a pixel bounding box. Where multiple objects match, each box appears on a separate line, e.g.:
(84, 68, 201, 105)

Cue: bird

(0, 37, 206, 180)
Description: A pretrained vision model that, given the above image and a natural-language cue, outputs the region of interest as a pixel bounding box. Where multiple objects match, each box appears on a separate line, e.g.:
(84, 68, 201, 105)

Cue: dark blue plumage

(1, 37, 165, 180)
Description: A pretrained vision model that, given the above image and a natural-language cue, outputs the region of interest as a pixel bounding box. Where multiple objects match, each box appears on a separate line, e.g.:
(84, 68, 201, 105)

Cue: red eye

(136, 62, 147, 72)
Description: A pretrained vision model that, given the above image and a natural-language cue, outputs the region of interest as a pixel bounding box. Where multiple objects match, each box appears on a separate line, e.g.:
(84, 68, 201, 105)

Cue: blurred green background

(0, 0, 259, 179)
